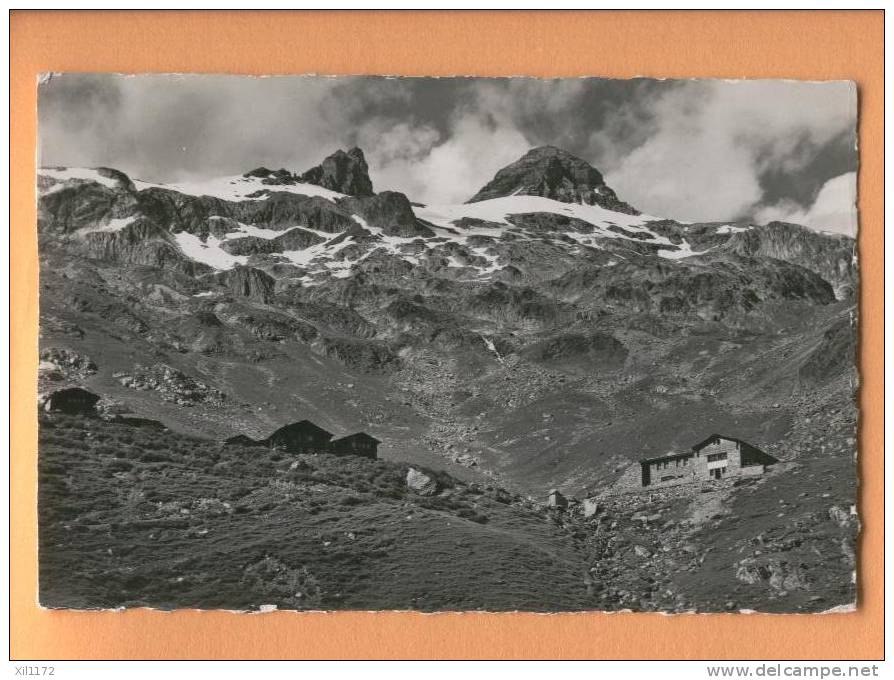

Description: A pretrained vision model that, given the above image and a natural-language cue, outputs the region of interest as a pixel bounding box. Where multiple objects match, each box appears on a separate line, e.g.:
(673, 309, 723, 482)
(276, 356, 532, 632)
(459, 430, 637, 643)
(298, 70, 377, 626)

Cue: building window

(707, 452, 727, 462)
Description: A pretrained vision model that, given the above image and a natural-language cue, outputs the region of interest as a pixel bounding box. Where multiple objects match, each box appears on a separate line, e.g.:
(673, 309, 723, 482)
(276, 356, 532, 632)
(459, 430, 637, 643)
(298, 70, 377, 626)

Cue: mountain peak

(467, 146, 639, 215)
(298, 147, 374, 197)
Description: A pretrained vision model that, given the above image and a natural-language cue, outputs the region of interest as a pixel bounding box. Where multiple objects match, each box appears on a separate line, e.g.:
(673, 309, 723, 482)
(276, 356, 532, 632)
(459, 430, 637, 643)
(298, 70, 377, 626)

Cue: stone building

(637, 434, 778, 489)
(329, 432, 380, 459)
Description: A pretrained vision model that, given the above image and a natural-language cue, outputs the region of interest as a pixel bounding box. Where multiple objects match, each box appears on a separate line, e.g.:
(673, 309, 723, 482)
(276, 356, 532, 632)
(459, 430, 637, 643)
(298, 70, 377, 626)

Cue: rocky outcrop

(298, 147, 374, 196)
(213, 266, 275, 303)
(142, 191, 355, 236)
(136, 188, 236, 237)
(279, 299, 378, 338)
(506, 212, 597, 234)
(39, 348, 97, 382)
(113, 363, 227, 407)
(314, 336, 397, 373)
(551, 255, 835, 319)
(220, 227, 326, 256)
(723, 222, 856, 297)
(38, 181, 138, 234)
(468, 146, 639, 214)
(458, 283, 572, 327)
(77, 217, 207, 273)
(234, 194, 358, 233)
(339, 191, 434, 238)
(242, 167, 295, 185)
(225, 309, 319, 343)
(521, 332, 628, 368)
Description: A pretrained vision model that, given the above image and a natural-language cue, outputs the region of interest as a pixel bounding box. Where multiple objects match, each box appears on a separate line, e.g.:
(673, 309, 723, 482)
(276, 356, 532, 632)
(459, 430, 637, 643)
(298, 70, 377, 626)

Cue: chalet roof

(42, 386, 101, 412)
(269, 419, 333, 440)
(639, 450, 694, 465)
(331, 432, 381, 445)
(49, 386, 100, 400)
(691, 433, 753, 451)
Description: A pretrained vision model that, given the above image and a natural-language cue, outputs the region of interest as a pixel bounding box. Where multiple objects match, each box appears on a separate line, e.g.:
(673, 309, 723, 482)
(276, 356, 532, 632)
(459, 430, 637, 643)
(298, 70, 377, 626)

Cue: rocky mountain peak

(467, 145, 639, 215)
(298, 147, 374, 197)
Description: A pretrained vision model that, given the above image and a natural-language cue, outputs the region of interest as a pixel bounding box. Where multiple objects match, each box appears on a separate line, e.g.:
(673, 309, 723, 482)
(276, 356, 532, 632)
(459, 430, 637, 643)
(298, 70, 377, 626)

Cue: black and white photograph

(36, 74, 859, 614)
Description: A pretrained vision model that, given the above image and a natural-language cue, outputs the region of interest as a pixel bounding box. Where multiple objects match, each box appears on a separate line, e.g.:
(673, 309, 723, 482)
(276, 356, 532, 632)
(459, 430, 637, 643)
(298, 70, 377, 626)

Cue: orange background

(10, 10, 884, 660)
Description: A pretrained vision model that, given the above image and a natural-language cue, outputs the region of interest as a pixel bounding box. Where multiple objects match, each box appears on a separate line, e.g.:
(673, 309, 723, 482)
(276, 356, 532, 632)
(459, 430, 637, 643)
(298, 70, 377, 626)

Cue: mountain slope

(36, 147, 857, 495)
(36, 145, 858, 613)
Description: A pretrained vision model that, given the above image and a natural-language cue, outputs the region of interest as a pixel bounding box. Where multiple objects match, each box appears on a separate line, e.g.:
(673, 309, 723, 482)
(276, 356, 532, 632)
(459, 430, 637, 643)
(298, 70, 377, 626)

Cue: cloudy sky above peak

(39, 74, 857, 234)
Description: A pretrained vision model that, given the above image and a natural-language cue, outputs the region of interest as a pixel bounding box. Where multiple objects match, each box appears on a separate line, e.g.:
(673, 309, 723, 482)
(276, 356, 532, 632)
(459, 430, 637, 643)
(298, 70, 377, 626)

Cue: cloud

(39, 75, 347, 181)
(358, 114, 530, 204)
(403, 114, 529, 204)
(599, 80, 856, 223)
(357, 84, 545, 203)
(754, 172, 857, 235)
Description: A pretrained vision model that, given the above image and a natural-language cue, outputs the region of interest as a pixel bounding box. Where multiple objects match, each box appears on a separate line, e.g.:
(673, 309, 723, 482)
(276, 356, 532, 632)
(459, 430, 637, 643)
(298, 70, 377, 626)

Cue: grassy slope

(39, 389, 856, 613)
(39, 414, 592, 612)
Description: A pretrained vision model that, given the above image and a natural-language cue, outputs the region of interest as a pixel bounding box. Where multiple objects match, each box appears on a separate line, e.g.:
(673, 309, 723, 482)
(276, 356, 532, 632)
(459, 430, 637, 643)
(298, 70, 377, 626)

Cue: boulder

(406, 468, 438, 496)
(582, 498, 601, 518)
(633, 545, 652, 558)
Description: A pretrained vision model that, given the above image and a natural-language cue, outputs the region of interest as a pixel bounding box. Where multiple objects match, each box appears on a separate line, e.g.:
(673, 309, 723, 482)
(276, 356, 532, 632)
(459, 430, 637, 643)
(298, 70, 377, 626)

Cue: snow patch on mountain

(77, 216, 138, 235)
(39, 167, 122, 193)
(657, 239, 711, 260)
(221, 223, 287, 240)
(174, 232, 248, 269)
(132, 174, 346, 203)
(416, 195, 651, 233)
(717, 224, 752, 234)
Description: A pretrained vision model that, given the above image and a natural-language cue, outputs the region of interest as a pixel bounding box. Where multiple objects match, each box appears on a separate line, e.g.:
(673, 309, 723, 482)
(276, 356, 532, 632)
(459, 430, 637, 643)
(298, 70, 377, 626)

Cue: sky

(38, 74, 858, 234)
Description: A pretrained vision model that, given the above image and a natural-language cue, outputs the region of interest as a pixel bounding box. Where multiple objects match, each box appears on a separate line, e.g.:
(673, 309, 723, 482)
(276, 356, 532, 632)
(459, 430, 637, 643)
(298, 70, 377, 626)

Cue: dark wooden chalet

(42, 387, 100, 415)
(329, 432, 380, 459)
(264, 420, 334, 453)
